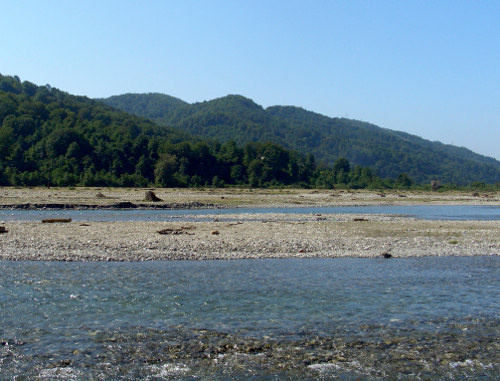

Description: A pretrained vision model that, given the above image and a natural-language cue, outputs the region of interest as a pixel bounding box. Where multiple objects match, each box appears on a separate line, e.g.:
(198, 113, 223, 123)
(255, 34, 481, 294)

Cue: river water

(1, 257, 498, 379)
(1, 204, 500, 221)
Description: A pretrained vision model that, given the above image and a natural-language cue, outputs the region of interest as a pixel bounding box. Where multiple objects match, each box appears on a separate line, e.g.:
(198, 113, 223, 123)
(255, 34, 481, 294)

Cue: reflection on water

(1, 257, 499, 379)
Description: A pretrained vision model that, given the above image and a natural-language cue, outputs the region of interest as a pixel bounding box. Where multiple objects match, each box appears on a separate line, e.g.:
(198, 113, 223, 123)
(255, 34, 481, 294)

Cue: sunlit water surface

(1, 204, 499, 222)
(1, 257, 498, 379)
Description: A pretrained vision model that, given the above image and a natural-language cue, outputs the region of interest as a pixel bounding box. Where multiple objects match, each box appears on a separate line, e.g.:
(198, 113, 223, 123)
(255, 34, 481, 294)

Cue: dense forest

(0, 74, 399, 189)
(102, 93, 500, 185)
(1, 74, 498, 189)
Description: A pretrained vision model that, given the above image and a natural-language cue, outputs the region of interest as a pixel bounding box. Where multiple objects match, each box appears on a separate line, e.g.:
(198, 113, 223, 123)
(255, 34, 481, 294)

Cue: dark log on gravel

(42, 218, 72, 223)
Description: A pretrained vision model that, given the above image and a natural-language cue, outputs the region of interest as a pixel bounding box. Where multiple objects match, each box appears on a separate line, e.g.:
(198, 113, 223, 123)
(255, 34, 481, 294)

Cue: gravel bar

(1, 187, 498, 261)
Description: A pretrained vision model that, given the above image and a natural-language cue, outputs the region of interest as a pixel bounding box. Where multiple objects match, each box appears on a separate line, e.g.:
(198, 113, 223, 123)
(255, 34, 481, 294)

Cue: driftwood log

(42, 218, 72, 223)
(158, 226, 195, 235)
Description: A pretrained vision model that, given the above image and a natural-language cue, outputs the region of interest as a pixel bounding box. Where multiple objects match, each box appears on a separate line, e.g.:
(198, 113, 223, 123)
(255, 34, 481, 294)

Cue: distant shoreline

(0, 201, 223, 211)
(1, 186, 499, 208)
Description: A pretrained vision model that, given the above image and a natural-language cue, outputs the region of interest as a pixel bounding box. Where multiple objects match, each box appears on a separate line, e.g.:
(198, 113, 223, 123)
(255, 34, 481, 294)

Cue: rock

(353, 218, 369, 222)
(0, 226, 8, 233)
(110, 202, 137, 208)
(382, 252, 392, 258)
(144, 191, 162, 202)
(211, 230, 220, 235)
(96, 192, 107, 198)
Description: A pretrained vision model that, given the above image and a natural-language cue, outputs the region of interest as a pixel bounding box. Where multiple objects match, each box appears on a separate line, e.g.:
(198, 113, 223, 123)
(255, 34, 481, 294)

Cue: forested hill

(102, 93, 500, 185)
(0, 74, 318, 188)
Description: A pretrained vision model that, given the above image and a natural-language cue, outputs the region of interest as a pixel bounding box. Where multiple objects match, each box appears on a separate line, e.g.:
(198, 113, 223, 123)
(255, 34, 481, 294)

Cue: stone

(0, 226, 8, 233)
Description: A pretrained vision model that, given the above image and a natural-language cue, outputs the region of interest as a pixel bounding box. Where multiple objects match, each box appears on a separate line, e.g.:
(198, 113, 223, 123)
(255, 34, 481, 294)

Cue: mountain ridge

(101, 93, 500, 185)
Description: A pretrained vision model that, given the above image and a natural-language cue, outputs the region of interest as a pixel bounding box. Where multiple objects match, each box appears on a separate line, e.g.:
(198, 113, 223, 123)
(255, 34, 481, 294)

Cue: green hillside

(0, 75, 317, 188)
(102, 93, 500, 185)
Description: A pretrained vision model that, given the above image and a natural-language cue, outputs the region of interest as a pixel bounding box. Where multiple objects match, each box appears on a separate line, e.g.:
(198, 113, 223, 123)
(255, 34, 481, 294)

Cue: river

(1, 257, 498, 379)
(1, 204, 499, 222)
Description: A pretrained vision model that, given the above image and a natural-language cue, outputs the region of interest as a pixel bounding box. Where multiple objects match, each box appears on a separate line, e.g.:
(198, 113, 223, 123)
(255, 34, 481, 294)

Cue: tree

(395, 173, 413, 188)
(154, 154, 178, 187)
(0, 123, 14, 160)
(333, 158, 350, 184)
(247, 159, 264, 187)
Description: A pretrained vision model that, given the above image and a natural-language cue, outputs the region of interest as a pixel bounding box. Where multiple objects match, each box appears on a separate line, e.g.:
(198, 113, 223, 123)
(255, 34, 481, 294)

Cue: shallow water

(1, 204, 499, 222)
(1, 257, 498, 379)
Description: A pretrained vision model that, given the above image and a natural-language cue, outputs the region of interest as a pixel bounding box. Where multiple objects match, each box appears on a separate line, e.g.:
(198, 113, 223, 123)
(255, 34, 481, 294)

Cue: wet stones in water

(0, 226, 8, 233)
(110, 202, 137, 208)
(144, 191, 162, 202)
(77, 321, 499, 379)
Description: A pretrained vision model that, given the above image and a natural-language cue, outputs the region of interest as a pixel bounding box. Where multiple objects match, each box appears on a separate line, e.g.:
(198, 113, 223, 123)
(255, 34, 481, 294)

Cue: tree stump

(144, 191, 162, 202)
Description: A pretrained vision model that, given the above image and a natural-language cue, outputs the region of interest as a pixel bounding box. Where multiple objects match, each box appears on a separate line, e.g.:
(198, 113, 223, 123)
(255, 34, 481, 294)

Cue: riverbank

(1, 186, 499, 208)
(0, 187, 498, 261)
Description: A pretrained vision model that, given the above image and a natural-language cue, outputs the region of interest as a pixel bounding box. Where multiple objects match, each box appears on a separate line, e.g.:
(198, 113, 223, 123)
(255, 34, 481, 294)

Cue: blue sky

(1, 0, 499, 160)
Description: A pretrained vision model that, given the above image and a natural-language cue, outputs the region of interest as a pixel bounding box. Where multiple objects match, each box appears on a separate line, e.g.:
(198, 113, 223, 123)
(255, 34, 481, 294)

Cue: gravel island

(1, 187, 498, 261)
